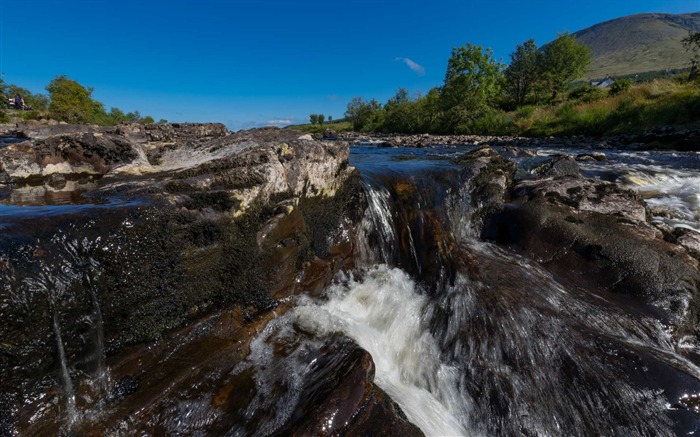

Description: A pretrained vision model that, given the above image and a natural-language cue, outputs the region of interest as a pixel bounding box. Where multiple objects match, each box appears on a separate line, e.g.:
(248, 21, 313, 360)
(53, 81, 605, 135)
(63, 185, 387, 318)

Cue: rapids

(282, 144, 700, 435)
(3, 141, 700, 436)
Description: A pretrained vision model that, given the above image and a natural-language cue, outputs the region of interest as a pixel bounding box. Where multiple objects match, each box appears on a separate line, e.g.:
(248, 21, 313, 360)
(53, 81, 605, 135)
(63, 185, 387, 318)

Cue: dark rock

(484, 174, 700, 331)
(532, 155, 580, 177)
(576, 152, 607, 162)
(1, 124, 366, 434)
(453, 147, 517, 232)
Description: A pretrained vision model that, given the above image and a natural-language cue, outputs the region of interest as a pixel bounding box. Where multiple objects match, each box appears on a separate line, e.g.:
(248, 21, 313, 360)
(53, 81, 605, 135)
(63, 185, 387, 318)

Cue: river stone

(484, 174, 700, 331)
(532, 155, 580, 177)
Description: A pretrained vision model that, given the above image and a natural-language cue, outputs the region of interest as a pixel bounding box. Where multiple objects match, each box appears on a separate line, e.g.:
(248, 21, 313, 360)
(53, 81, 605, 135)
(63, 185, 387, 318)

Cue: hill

(572, 12, 700, 79)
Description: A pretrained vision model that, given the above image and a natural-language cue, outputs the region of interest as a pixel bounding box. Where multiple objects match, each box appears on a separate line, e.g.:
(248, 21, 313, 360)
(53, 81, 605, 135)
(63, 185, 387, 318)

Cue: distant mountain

(571, 12, 700, 80)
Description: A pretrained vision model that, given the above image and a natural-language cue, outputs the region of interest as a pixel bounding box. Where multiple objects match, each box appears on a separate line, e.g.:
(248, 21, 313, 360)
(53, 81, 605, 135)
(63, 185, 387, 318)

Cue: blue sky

(1, 0, 698, 129)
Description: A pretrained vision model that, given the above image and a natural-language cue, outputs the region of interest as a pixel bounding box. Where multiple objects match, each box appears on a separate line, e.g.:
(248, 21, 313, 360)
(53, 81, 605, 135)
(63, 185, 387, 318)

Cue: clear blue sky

(1, 0, 697, 130)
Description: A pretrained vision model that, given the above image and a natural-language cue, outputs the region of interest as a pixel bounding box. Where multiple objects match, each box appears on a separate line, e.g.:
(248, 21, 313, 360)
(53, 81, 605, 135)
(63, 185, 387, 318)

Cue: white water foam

(619, 165, 700, 232)
(293, 266, 475, 437)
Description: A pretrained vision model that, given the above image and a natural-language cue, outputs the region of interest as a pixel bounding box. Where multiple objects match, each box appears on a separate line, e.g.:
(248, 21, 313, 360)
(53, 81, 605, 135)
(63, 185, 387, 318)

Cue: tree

(328, 115, 332, 122)
(309, 113, 319, 125)
(344, 97, 385, 132)
(384, 88, 419, 133)
(318, 114, 325, 126)
(46, 75, 108, 124)
(682, 31, 700, 80)
(504, 39, 541, 106)
(440, 43, 504, 132)
(0, 78, 7, 121)
(539, 33, 591, 101)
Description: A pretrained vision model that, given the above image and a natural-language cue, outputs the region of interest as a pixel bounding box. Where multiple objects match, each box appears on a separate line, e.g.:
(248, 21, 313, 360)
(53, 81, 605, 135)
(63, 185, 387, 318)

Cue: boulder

(483, 174, 700, 330)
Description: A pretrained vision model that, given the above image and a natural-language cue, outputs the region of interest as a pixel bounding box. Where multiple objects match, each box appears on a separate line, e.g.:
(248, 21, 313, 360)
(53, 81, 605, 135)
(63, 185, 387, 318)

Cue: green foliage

(7, 85, 49, 111)
(568, 84, 607, 102)
(0, 78, 6, 122)
(609, 79, 632, 95)
(504, 39, 541, 106)
(309, 113, 325, 126)
(142, 115, 155, 124)
(441, 43, 504, 110)
(46, 75, 108, 124)
(540, 33, 592, 100)
(682, 31, 700, 80)
(345, 97, 385, 131)
(383, 88, 421, 133)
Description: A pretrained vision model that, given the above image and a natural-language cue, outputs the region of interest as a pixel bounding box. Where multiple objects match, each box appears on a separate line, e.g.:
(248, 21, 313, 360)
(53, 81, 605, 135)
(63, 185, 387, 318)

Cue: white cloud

(395, 57, 426, 76)
(267, 119, 293, 126)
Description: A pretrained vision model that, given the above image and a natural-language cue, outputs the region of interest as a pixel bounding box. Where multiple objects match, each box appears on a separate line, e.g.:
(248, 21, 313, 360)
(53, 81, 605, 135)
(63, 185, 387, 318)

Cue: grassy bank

(507, 78, 700, 137)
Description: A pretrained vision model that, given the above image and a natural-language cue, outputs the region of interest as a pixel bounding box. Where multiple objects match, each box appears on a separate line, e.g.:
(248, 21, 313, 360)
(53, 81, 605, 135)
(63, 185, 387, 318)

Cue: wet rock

(531, 155, 580, 177)
(484, 173, 700, 330)
(1, 124, 366, 434)
(453, 147, 516, 232)
(576, 152, 607, 162)
(676, 229, 700, 259)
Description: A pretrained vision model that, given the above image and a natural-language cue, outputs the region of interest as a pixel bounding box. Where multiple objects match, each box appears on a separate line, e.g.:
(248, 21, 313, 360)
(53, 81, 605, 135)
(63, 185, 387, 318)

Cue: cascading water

(243, 145, 700, 436)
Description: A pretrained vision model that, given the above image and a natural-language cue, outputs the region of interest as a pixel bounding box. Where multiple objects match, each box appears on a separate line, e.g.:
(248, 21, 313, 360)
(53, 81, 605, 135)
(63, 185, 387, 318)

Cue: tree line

(344, 33, 594, 134)
(342, 31, 700, 135)
(0, 75, 156, 125)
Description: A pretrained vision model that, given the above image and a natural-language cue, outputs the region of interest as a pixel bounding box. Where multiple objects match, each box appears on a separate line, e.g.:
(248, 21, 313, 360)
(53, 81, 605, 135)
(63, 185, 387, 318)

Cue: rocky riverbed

(1, 122, 699, 435)
(332, 127, 700, 151)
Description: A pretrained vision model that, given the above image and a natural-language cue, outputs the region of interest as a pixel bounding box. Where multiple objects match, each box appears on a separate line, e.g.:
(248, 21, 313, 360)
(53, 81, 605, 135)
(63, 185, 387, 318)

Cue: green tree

(682, 31, 700, 80)
(328, 115, 333, 122)
(384, 88, 420, 133)
(440, 43, 504, 132)
(344, 97, 385, 132)
(309, 113, 319, 125)
(319, 114, 325, 125)
(539, 33, 591, 101)
(109, 107, 127, 124)
(46, 75, 108, 124)
(504, 39, 541, 106)
(0, 78, 7, 122)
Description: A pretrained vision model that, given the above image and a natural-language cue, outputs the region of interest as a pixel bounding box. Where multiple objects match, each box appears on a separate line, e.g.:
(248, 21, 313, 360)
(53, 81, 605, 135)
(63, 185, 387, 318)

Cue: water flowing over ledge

(2, 126, 700, 435)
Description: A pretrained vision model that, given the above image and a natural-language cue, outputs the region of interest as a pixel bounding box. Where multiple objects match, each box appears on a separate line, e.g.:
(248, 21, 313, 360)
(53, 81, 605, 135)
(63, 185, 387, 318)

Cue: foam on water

(293, 266, 474, 437)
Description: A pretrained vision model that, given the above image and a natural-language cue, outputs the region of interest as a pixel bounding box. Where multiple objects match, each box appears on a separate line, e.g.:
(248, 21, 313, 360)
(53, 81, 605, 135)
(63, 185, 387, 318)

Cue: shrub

(568, 84, 607, 102)
(609, 79, 632, 96)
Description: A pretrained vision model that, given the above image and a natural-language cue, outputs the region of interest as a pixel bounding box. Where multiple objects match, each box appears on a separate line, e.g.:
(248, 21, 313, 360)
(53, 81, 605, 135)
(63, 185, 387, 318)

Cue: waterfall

(293, 266, 475, 436)
(290, 164, 700, 436)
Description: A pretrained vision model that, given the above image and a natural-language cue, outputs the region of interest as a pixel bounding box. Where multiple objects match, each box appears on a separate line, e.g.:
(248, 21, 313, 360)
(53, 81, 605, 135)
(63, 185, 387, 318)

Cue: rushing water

(247, 144, 700, 436)
(5, 143, 700, 435)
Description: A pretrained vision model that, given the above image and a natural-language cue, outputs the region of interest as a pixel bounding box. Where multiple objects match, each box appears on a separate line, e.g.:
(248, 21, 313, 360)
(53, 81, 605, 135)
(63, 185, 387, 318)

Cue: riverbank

(330, 126, 700, 151)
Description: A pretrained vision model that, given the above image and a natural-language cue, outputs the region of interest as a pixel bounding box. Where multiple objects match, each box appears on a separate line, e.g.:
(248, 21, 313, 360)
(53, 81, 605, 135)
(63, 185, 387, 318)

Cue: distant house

(590, 76, 616, 88)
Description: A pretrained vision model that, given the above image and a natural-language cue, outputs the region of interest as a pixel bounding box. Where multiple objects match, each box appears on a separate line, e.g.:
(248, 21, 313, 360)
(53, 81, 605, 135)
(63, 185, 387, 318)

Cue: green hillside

(573, 12, 700, 79)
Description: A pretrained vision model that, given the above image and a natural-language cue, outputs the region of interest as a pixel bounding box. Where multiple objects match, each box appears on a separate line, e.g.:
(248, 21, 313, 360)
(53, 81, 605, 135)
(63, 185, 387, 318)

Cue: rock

(298, 133, 314, 141)
(1, 124, 366, 435)
(676, 229, 700, 259)
(323, 129, 337, 139)
(453, 147, 516, 233)
(575, 152, 607, 162)
(531, 155, 580, 177)
(483, 173, 700, 330)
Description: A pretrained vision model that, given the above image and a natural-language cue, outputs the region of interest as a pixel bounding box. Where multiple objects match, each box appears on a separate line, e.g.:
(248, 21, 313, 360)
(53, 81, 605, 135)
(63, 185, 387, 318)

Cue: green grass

(507, 78, 700, 137)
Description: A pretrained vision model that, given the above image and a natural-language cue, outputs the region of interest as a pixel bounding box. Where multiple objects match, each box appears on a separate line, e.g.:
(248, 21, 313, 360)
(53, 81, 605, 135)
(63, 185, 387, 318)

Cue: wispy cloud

(395, 57, 425, 76)
(267, 118, 293, 126)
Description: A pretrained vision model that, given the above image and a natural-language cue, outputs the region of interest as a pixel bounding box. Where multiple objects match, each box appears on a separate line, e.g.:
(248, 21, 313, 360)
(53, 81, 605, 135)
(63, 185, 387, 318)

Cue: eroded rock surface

(0, 123, 421, 435)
